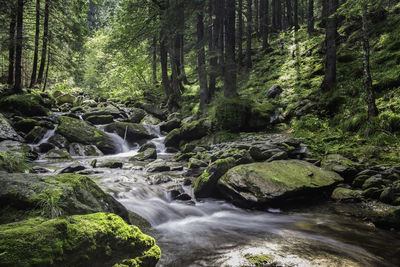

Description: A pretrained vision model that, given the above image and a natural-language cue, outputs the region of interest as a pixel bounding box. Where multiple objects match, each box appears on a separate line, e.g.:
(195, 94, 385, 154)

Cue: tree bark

(30, 0, 41, 88)
(276, 0, 282, 31)
(14, 0, 23, 93)
(197, 7, 208, 110)
(321, 0, 337, 91)
(307, 0, 314, 33)
(208, 0, 217, 100)
(43, 48, 50, 92)
(261, 0, 269, 49)
(255, 0, 259, 37)
(7, 3, 16, 86)
(362, 3, 378, 119)
(286, 0, 292, 28)
(321, 0, 328, 28)
(37, 0, 50, 85)
(294, 0, 299, 30)
(160, 31, 171, 97)
(224, 0, 237, 97)
(152, 36, 157, 84)
(237, 0, 244, 66)
(246, 0, 253, 68)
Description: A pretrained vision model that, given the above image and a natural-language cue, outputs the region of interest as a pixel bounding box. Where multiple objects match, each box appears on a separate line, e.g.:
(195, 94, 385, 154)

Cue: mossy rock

(130, 148, 157, 161)
(331, 187, 362, 202)
(105, 122, 156, 144)
(86, 115, 114, 125)
(56, 116, 116, 155)
(45, 149, 72, 160)
(164, 120, 209, 149)
(25, 126, 48, 144)
(217, 160, 344, 208)
(0, 113, 23, 142)
(11, 118, 39, 134)
(128, 108, 147, 123)
(0, 94, 49, 116)
(0, 213, 160, 267)
(0, 173, 146, 227)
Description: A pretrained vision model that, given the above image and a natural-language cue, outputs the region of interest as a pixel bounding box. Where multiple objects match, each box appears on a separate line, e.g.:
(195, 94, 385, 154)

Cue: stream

(33, 126, 400, 267)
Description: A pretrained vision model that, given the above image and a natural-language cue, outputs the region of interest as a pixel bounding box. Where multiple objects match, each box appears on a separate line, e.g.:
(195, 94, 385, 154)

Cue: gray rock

(146, 159, 170, 172)
(130, 148, 157, 161)
(0, 113, 23, 142)
(265, 84, 283, 98)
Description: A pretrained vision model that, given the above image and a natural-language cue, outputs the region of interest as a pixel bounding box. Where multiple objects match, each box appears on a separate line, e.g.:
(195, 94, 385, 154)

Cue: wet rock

(266, 151, 288, 162)
(174, 152, 196, 162)
(105, 122, 156, 144)
(48, 133, 69, 149)
(265, 84, 283, 98)
(130, 148, 157, 161)
(0, 140, 37, 160)
(38, 142, 55, 153)
(45, 149, 72, 160)
(86, 114, 114, 125)
(146, 159, 170, 172)
(31, 166, 54, 174)
(141, 115, 161, 125)
(60, 164, 86, 174)
(138, 103, 167, 121)
(164, 120, 209, 149)
(331, 187, 362, 202)
(217, 160, 344, 208)
(69, 143, 103, 157)
(160, 118, 181, 132)
(0, 94, 49, 117)
(98, 161, 123, 169)
(12, 118, 38, 134)
(138, 142, 156, 152)
(127, 108, 147, 123)
(148, 174, 173, 185)
(194, 157, 237, 198)
(175, 193, 192, 201)
(56, 116, 116, 154)
(188, 158, 208, 169)
(25, 126, 48, 144)
(0, 113, 24, 142)
(321, 154, 360, 182)
(362, 187, 384, 199)
(362, 175, 386, 189)
(56, 93, 76, 105)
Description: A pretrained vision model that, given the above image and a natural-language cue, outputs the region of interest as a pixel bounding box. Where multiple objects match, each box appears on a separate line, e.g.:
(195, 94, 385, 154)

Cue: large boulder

(0, 173, 136, 225)
(265, 84, 283, 99)
(56, 93, 76, 105)
(86, 115, 114, 125)
(25, 126, 48, 144)
(105, 122, 156, 144)
(0, 113, 23, 142)
(164, 120, 209, 149)
(0, 140, 37, 160)
(56, 116, 116, 154)
(0, 213, 161, 267)
(130, 148, 157, 161)
(321, 154, 361, 182)
(0, 94, 49, 116)
(128, 108, 147, 123)
(217, 160, 344, 208)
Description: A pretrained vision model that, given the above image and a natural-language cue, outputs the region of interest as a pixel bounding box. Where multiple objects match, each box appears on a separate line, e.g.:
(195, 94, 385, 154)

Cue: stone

(56, 116, 116, 154)
(160, 118, 181, 132)
(98, 161, 123, 169)
(217, 160, 344, 208)
(362, 175, 386, 190)
(86, 114, 114, 125)
(105, 122, 156, 144)
(56, 93, 76, 105)
(0, 113, 23, 142)
(45, 149, 72, 160)
(48, 133, 69, 149)
(188, 158, 208, 169)
(362, 187, 384, 199)
(128, 108, 147, 123)
(138, 142, 156, 152)
(164, 120, 209, 149)
(130, 148, 157, 161)
(265, 84, 283, 98)
(82, 99, 97, 107)
(174, 193, 192, 201)
(0, 140, 36, 160)
(60, 164, 86, 174)
(322, 154, 360, 182)
(38, 142, 55, 153)
(0, 213, 161, 267)
(331, 187, 362, 202)
(69, 143, 103, 157)
(148, 174, 173, 185)
(146, 159, 170, 173)
(0, 94, 49, 117)
(25, 126, 48, 144)
(11, 118, 38, 134)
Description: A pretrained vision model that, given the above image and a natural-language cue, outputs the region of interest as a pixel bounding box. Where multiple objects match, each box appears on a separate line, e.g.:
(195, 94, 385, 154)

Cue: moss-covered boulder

(321, 154, 361, 182)
(56, 116, 116, 154)
(130, 148, 157, 161)
(217, 160, 344, 208)
(331, 187, 362, 202)
(194, 157, 236, 198)
(0, 173, 138, 225)
(69, 143, 103, 157)
(86, 114, 114, 125)
(56, 93, 76, 105)
(25, 126, 48, 144)
(45, 149, 72, 160)
(0, 140, 37, 160)
(164, 120, 209, 149)
(0, 94, 49, 116)
(12, 118, 39, 133)
(0, 113, 23, 142)
(0, 213, 161, 267)
(128, 108, 147, 123)
(105, 122, 156, 144)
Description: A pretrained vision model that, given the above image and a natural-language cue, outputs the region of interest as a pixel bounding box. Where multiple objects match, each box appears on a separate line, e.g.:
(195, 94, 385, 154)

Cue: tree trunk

(307, 0, 314, 33)
(169, 37, 183, 98)
(246, 0, 252, 69)
(272, 0, 277, 31)
(276, 0, 282, 31)
(37, 0, 50, 85)
(160, 32, 171, 97)
(30, 0, 41, 88)
(255, 0, 260, 37)
(362, 3, 378, 119)
(197, 7, 208, 110)
(7, 4, 16, 86)
(43, 48, 50, 92)
(224, 0, 237, 97)
(14, 0, 23, 93)
(152, 36, 157, 84)
(321, 0, 328, 28)
(321, 0, 337, 91)
(294, 0, 299, 30)
(286, 0, 292, 28)
(217, 0, 225, 66)
(238, 0, 244, 66)
(261, 0, 269, 49)
(208, 0, 217, 101)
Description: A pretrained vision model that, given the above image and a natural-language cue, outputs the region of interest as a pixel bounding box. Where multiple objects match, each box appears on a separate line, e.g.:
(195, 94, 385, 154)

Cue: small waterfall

(142, 123, 167, 154)
(106, 132, 130, 154)
(35, 126, 58, 146)
(270, 109, 281, 124)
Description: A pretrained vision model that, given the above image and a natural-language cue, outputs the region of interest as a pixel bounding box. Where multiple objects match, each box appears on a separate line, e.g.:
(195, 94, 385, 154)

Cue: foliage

(0, 151, 31, 173)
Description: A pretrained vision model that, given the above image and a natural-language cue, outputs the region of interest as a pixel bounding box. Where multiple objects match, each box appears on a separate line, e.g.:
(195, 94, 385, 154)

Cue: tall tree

(286, 0, 293, 28)
(276, 0, 282, 31)
(255, 0, 259, 37)
(30, 0, 41, 88)
(294, 0, 299, 30)
(321, 0, 338, 91)
(261, 0, 269, 49)
(307, 0, 314, 33)
(14, 0, 24, 93)
(246, 0, 252, 68)
(7, 3, 16, 86)
(237, 0, 244, 66)
(224, 0, 237, 97)
(37, 0, 50, 85)
(197, 1, 208, 109)
(152, 36, 157, 84)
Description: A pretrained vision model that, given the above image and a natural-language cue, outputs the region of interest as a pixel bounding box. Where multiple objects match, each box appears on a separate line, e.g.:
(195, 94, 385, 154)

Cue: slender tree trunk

(321, 0, 328, 28)
(208, 0, 217, 101)
(14, 0, 24, 93)
(362, 3, 378, 119)
(261, 0, 269, 49)
(152, 36, 157, 83)
(276, 0, 282, 31)
(43, 48, 50, 92)
(169, 37, 182, 98)
(30, 0, 41, 88)
(294, 0, 299, 30)
(255, 0, 259, 37)
(307, 0, 314, 33)
(224, 0, 237, 97)
(160, 32, 171, 97)
(197, 7, 208, 110)
(37, 0, 49, 85)
(246, 0, 252, 68)
(321, 0, 337, 91)
(238, 0, 244, 66)
(7, 4, 16, 86)
(286, 0, 293, 28)
(272, 0, 276, 31)
(217, 0, 225, 66)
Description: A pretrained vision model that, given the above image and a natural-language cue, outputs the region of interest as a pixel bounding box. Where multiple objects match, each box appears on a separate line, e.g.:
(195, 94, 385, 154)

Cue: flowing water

(35, 130, 400, 267)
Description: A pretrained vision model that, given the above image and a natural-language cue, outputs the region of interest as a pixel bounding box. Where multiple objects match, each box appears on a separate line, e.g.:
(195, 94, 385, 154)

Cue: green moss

(244, 254, 275, 266)
(0, 151, 31, 173)
(0, 213, 161, 267)
(0, 94, 49, 116)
